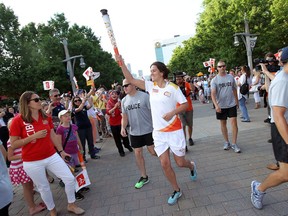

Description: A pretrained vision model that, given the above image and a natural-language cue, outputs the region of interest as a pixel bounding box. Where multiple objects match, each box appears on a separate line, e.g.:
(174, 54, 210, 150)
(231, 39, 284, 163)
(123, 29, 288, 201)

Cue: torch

(100, 9, 122, 66)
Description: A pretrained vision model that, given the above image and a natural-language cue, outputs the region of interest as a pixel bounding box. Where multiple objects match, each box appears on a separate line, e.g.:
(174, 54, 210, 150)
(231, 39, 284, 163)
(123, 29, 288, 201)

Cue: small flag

(91, 72, 100, 80)
(203, 61, 210, 67)
(83, 67, 93, 80)
(43, 81, 54, 90)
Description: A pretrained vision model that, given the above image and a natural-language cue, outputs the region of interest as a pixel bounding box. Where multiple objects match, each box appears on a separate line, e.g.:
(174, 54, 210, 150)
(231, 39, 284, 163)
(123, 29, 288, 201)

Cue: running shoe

(168, 190, 182, 205)
(251, 180, 265, 209)
(135, 176, 149, 189)
(190, 161, 197, 181)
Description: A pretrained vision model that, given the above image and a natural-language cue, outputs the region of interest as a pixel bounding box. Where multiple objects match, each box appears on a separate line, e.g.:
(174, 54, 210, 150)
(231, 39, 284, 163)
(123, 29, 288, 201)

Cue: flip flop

(29, 203, 47, 215)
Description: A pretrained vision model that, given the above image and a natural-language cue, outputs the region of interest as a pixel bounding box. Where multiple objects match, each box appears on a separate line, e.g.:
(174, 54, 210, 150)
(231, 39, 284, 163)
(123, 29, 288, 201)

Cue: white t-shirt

(145, 81, 187, 132)
(269, 70, 288, 123)
(237, 73, 252, 100)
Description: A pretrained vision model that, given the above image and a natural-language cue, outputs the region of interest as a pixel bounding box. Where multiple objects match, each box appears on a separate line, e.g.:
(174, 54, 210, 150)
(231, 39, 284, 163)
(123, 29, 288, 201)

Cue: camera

(254, 58, 280, 72)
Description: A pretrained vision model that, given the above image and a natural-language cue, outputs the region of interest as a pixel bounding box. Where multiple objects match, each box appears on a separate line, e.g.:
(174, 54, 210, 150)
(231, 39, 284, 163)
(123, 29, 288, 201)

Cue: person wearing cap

(175, 72, 195, 149)
(251, 47, 288, 210)
(116, 55, 197, 206)
(57, 110, 83, 170)
(57, 109, 89, 200)
(9, 91, 85, 216)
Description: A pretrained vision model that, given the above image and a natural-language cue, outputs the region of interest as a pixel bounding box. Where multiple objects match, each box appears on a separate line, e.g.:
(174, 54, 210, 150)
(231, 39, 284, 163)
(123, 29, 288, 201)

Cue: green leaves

(169, 0, 288, 76)
(0, 5, 122, 99)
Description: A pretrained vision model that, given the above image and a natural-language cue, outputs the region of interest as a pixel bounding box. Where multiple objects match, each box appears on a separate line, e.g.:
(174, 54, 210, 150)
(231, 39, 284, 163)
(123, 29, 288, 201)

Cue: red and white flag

(43, 81, 54, 90)
(203, 61, 211, 68)
(83, 67, 93, 80)
(75, 169, 91, 192)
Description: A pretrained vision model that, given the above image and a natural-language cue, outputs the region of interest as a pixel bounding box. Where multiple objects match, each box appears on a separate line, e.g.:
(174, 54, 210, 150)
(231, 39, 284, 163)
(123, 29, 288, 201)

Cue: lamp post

(62, 39, 86, 95)
(233, 15, 258, 70)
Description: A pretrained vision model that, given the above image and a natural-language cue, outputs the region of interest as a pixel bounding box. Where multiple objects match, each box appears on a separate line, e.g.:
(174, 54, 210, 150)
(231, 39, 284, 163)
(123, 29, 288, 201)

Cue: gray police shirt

(121, 90, 153, 136)
(211, 73, 237, 109)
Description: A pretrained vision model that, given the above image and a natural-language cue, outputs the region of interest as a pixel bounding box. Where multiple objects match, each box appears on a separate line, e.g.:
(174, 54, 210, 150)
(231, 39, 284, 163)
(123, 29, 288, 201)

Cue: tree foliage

(0, 4, 122, 99)
(169, 0, 288, 76)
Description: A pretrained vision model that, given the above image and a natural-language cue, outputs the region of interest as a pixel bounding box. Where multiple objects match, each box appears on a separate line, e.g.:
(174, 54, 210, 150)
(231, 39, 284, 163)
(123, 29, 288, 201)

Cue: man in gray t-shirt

(121, 79, 156, 189)
(211, 60, 240, 153)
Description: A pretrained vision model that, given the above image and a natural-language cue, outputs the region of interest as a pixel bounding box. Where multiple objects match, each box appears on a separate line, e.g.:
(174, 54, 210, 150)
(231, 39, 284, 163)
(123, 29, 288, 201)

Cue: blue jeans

(239, 97, 250, 121)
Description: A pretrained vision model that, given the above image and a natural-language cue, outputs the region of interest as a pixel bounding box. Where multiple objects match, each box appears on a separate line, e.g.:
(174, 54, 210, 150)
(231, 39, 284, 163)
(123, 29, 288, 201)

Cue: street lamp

(62, 39, 86, 95)
(233, 14, 258, 70)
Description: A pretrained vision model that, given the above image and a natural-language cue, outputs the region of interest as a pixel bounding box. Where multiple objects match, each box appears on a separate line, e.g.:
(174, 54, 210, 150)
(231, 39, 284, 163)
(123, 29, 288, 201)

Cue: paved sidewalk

(10, 98, 288, 216)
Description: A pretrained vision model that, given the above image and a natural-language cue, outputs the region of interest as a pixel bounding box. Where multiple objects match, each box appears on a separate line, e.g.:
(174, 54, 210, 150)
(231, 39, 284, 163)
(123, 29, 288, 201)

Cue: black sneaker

(264, 118, 271, 124)
(91, 155, 100, 159)
(185, 146, 188, 152)
(126, 147, 133, 152)
(189, 138, 194, 146)
(75, 192, 84, 201)
(119, 152, 125, 157)
(79, 187, 90, 193)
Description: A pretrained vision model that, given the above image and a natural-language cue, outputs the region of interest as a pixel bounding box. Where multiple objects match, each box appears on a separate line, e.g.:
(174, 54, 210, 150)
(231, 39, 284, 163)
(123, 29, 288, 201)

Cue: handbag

(249, 85, 259, 93)
(240, 75, 249, 95)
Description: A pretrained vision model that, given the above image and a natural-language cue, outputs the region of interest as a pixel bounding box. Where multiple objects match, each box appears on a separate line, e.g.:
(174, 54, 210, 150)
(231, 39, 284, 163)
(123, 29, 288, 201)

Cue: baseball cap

(58, 110, 71, 119)
(175, 72, 186, 77)
(281, 47, 288, 62)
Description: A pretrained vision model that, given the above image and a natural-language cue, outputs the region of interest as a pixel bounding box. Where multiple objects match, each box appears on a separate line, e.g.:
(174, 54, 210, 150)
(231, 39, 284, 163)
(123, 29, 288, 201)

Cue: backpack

(240, 75, 249, 95)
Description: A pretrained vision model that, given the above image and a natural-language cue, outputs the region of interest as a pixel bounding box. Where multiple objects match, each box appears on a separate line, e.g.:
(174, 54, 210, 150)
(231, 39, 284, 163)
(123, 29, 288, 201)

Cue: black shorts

(179, 110, 193, 127)
(271, 123, 288, 163)
(216, 106, 237, 120)
(130, 132, 154, 149)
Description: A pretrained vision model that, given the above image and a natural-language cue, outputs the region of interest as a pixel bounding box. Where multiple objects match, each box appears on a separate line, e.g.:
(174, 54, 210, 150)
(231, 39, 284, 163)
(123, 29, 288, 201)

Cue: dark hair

(240, 65, 251, 77)
(150, 61, 170, 79)
(19, 91, 47, 123)
(264, 52, 275, 59)
(72, 96, 81, 108)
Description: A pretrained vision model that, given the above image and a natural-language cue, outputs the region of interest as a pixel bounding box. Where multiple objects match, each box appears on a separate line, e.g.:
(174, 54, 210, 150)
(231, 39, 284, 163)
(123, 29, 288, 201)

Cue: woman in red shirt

(9, 91, 84, 216)
(106, 90, 133, 157)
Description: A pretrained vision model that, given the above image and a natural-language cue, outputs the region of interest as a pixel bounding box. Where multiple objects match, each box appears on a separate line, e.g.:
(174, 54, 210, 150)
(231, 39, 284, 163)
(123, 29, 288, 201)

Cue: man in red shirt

(175, 72, 194, 151)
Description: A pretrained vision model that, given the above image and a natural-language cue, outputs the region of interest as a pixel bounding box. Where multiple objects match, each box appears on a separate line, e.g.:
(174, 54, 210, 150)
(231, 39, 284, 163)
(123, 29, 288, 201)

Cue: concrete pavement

(10, 98, 288, 216)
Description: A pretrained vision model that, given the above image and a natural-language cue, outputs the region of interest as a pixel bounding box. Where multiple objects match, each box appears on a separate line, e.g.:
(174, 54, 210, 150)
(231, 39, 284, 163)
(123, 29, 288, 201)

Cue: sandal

(29, 203, 47, 215)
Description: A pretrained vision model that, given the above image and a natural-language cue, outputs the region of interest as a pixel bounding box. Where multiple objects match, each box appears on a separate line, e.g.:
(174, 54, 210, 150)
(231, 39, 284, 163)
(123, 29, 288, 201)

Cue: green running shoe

(135, 176, 149, 189)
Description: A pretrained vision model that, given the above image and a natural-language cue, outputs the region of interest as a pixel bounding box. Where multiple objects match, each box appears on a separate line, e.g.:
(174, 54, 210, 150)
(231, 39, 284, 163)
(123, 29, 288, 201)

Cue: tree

(0, 5, 122, 99)
(169, 0, 288, 75)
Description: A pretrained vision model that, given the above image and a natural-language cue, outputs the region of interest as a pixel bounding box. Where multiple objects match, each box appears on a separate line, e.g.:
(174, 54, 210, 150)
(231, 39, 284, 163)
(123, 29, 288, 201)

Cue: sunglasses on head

(29, 98, 43, 102)
(53, 94, 61, 97)
(74, 99, 82, 103)
(217, 65, 226, 68)
(122, 83, 130, 88)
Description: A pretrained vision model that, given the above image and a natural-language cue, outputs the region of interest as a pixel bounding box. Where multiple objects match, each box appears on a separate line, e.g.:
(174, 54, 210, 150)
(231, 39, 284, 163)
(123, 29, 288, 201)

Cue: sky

(1, 0, 204, 75)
